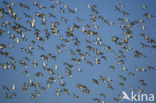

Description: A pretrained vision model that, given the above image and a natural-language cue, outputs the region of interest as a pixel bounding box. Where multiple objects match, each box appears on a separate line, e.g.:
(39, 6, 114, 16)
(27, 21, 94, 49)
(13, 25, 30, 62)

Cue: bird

(0, 0, 155, 102)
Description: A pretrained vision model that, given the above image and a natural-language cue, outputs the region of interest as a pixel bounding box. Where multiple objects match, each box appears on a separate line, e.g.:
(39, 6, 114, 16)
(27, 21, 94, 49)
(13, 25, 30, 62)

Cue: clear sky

(0, 0, 156, 103)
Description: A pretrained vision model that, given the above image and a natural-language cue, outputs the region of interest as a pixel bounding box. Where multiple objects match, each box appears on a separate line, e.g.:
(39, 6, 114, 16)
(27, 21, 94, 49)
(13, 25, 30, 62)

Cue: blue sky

(0, 0, 156, 103)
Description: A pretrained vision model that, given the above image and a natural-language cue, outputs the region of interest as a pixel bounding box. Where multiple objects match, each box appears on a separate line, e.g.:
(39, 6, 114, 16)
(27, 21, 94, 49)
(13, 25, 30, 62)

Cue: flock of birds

(0, 0, 156, 103)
